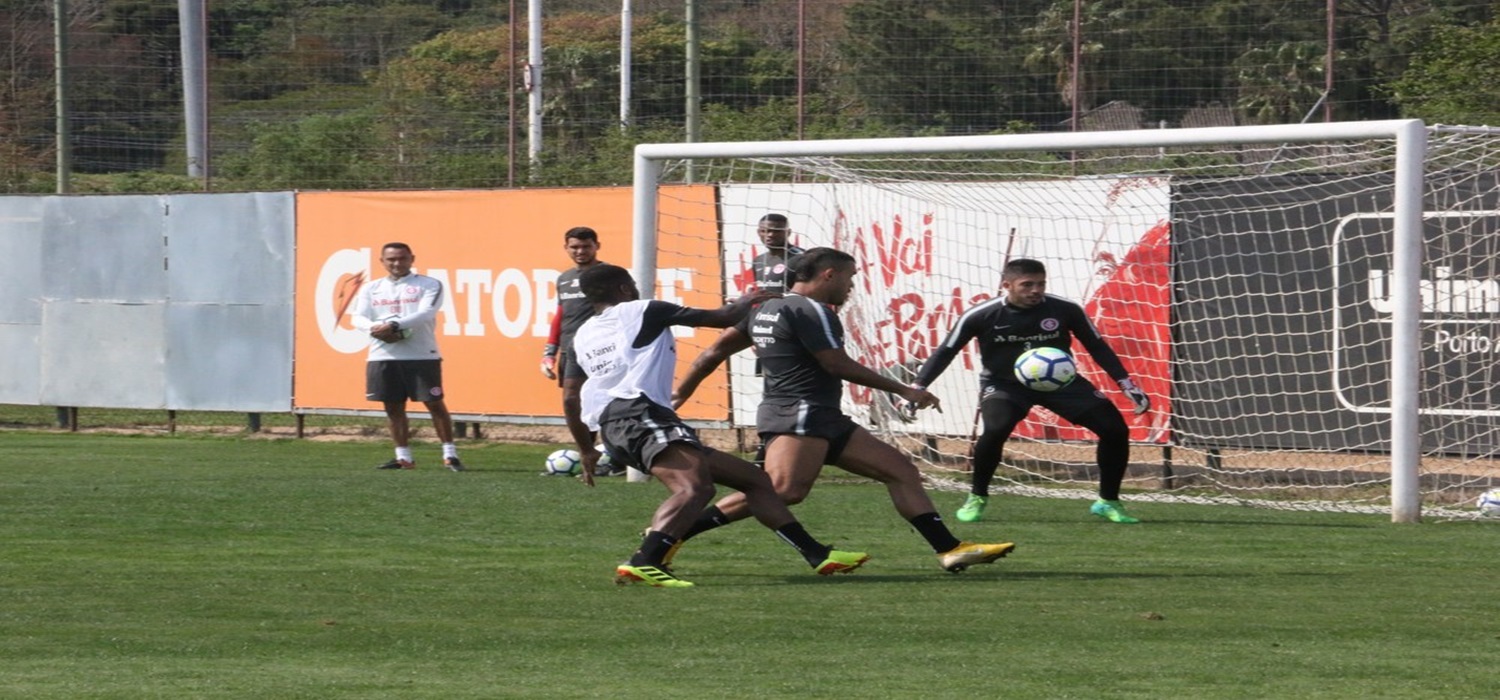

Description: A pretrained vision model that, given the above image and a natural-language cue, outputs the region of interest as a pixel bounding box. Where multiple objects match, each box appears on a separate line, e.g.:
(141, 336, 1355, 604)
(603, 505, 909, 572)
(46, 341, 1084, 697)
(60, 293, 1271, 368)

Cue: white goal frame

(631, 119, 1427, 522)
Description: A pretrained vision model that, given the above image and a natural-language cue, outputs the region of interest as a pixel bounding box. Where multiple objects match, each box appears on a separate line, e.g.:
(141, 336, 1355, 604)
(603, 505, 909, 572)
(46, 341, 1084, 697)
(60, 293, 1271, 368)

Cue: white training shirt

(348, 273, 445, 361)
(573, 300, 692, 431)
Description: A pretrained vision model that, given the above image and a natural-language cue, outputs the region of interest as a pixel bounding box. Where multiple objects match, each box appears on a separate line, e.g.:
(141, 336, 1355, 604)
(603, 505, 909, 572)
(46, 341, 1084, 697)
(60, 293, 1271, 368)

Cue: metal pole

(508, 0, 517, 186)
(1388, 120, 1427, 523)
(796, 0, 805, 140)
(1325, 0, 1335, 123)
(620, 0, 632, 130)
(684, 0, 700, 182)
(527, 0, 543, 173)
(178, 0, 209, 184)
(53, 0, 71, 193)
(1069, 0, 1082, 172)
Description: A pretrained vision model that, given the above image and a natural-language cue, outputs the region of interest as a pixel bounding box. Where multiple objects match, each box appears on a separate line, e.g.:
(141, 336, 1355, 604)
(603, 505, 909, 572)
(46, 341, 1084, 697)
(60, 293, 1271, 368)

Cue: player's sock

(771, 521, 832, 566)
(908, 512, 963, 553)
(681, 506, 731, 541)
(395, 446, 414, 463)
(628, 530, 680, 567)
(441, 442, 458, 459)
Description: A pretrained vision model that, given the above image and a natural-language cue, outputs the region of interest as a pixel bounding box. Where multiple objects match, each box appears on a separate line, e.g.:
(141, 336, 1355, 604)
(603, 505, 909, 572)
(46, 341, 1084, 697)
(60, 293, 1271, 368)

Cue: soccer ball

(544, 448, 582, 476)
(1477, 488, 1500, 517)
(1013, 346, 1077, 392)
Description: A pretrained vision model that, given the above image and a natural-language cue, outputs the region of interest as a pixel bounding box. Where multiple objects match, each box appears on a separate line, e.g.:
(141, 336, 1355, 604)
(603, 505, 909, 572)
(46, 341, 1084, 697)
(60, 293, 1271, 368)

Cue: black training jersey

(912, 294, 1131, 388)
(751, 244, 805, 295)
(750, 293, 845, 408)
(555, 265, 597, 344)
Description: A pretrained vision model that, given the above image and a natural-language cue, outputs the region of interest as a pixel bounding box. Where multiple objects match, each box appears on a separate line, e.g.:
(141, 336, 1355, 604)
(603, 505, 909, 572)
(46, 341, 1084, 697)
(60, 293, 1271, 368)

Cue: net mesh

(652, 126, 1500, 520)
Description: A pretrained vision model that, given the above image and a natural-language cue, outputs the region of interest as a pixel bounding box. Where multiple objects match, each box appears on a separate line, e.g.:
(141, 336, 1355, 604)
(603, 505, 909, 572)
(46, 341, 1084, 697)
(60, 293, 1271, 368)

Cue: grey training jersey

(749, 293, 846, 409)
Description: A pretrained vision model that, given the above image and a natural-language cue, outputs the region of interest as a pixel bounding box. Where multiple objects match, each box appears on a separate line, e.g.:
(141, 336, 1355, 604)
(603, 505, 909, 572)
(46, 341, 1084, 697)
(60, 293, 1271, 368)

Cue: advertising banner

(293, 187, 724, 419)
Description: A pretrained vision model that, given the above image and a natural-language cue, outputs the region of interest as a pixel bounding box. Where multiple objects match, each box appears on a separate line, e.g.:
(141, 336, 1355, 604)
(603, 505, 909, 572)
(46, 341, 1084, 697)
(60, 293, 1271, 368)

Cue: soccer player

(676, 247, 1017, 573)
(909, 258, 1151, 524)
(671, 213, 804, 406)
(349, 242, 464, 471)
(571, 263, 869, 588)
(540, 227, 623, 477)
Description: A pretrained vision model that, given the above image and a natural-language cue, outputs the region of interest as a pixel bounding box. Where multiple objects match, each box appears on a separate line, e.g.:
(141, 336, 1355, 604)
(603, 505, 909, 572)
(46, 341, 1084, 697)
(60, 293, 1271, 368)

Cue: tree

(1387, 20, 1500, 124)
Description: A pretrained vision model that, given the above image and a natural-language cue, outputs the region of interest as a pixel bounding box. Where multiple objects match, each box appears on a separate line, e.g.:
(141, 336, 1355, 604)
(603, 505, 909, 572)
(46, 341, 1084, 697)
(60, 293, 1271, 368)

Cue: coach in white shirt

(348, 242, 463, 471)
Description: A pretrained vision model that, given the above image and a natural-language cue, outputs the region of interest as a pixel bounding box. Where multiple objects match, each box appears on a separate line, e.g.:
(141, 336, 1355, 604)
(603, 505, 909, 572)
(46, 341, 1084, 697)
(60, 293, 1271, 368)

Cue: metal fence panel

(42, 196, 165, 302)
(40, 300, 166, 408)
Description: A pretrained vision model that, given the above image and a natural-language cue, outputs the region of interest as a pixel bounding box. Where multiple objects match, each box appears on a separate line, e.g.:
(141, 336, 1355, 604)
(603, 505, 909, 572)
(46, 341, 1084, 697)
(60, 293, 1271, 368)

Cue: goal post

(630, 119, 1491, 523)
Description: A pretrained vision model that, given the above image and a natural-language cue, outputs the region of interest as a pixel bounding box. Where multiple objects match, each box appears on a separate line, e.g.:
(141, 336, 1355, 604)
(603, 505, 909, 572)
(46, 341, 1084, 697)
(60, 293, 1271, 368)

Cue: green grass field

(2, 432, 1496, 699)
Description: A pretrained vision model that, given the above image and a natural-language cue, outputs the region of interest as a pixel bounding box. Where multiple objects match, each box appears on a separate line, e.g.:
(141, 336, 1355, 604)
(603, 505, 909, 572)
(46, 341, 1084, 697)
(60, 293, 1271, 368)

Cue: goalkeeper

(910, 258, 1151, 524)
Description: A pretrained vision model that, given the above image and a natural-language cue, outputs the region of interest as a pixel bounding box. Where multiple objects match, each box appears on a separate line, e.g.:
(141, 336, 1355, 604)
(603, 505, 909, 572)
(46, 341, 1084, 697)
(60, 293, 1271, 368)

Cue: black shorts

(757, 402, 858, 464)
(597, 395, 707, 471)
(557, 346, 587, 385)
(366, 360, 445, 403)
(980, 377, 1112, 424)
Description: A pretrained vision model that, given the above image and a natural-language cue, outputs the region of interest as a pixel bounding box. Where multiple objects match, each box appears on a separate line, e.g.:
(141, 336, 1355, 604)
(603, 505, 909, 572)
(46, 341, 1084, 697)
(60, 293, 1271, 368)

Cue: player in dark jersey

(541, 227, 623, 476)
(671, 213, 805, 407)
(910, 258, 1151, 524)
(570, 264, 869, 588)
(673, 248, 1017, 573)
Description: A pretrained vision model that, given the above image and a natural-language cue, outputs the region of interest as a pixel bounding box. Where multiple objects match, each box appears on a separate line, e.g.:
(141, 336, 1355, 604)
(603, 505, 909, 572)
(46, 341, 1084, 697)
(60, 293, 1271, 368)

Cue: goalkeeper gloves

(1118, 377, 1150, 415)
(541, 344, 559, 380)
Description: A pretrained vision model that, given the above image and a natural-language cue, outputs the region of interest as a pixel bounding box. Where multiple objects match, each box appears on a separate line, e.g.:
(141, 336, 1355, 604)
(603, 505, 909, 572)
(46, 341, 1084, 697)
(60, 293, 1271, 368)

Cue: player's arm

(909, 314, 978, 389)
(541, 306, 562, 379)
(348, 287, 376, 331)
(673, 326, 752, 408)
(811, 348, 940, 412)
(1068, 303, 1150, 414)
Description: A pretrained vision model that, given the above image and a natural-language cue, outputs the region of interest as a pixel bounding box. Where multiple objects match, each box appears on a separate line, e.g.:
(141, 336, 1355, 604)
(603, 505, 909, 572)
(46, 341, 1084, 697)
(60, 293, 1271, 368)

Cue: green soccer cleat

(814, 550, 871, 575)
(614, 564, 694, 588)
(955, 494, 988, 522)
(1090, 499, 1141, 524)
(937, 541, 1016, 573)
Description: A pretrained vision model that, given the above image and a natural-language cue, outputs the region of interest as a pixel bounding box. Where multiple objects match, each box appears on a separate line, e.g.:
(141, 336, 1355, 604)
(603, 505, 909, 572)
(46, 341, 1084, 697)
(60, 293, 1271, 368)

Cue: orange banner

(293, 186, 727, 420)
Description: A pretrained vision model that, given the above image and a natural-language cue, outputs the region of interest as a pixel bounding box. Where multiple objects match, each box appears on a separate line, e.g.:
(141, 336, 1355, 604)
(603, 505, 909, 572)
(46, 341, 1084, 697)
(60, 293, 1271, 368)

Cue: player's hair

(578, 263, 634, 303)
(758, 213, 789, 228)
(1002, 258, 1047, 280)
(564, 226, 599, 243)
(788, 247, 855, 283)
(381, 242, 412, 255)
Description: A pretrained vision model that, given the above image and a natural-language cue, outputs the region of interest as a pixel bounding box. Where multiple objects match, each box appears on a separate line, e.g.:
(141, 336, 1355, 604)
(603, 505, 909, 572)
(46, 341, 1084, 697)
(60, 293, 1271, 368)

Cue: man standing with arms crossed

(540, 227, 624, 476)
(571, 263, 869, 588)
(910, 258, 1151, 524)
(350, 242, 463, 471)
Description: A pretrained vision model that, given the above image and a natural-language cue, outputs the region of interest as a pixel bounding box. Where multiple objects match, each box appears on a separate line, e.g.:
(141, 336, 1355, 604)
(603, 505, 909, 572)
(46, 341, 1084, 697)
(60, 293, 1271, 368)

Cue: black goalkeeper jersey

(912, 294, 1130, 388)
(555, 265, 596, 345)
(750, 293, 845, 409)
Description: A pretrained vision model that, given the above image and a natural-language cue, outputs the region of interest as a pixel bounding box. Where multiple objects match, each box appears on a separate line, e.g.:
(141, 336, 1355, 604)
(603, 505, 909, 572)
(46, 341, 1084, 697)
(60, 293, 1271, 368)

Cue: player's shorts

(597, 395, 708, 471)
(557, 345, 587, 386)
(757, 401, 858, 464)
(980, 377, 1112, 423)
(366, 360, 445, 403)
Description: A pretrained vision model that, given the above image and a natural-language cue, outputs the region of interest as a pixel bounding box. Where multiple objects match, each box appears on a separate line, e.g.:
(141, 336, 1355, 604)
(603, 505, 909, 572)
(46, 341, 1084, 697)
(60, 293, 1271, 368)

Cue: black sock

(908, 512, 962, 553)
(682, 505, 732, 541)
(627, 530, 679, 567)
(772, 521, 832, 567)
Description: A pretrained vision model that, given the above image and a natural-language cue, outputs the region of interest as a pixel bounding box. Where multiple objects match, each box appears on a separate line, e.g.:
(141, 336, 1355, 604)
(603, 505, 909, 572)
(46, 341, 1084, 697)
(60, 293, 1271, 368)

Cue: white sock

(442, 443, 458, 459)
(395, 446, 414, 463)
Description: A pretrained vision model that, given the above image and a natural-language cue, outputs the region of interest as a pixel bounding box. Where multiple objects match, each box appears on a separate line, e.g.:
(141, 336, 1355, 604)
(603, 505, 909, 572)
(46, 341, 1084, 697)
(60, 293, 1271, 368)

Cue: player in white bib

(571, 264, 869, 588)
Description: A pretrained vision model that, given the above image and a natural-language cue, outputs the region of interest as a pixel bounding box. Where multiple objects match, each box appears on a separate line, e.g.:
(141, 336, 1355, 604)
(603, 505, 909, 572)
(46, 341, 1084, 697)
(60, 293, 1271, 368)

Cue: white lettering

(455, 269, 493, 336)
(1368, 267, 1500, 315)
(491, 268, 534, 338)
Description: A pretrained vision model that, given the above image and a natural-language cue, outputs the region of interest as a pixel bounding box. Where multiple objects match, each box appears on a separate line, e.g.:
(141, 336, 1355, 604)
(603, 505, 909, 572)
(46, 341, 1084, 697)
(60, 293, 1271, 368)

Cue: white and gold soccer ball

(1477, 488, 1500, 517)
(1013, 346, 1077, 392)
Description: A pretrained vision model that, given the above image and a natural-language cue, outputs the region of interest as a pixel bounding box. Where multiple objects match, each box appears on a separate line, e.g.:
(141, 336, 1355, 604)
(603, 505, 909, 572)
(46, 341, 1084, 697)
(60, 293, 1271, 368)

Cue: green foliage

(217, 110, 389, 190)
(1388, 20, 1500, 124)
(1, 431, 1497, 698)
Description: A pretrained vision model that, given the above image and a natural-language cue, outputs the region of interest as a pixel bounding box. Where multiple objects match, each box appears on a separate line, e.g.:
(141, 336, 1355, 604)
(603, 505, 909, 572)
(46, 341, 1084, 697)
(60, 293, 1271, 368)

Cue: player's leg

(960, 391, 1029, 521)
(701, 449, 868, 574)
(613, 443, 712, 588)
(1073, 404, 1138, 523)
(411, 360, 463, 471)
(1049, 384, 1139, 523)
(368, 361, 416, 469)
(833, 427, 1016, 572)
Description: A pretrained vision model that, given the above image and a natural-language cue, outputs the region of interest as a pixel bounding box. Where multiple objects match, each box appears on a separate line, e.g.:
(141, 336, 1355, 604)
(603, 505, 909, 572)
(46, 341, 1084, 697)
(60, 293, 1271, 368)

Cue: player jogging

(570, 263, 870, 588)
(910, 258, 1151, 524)
(674, 247, 1017, 573)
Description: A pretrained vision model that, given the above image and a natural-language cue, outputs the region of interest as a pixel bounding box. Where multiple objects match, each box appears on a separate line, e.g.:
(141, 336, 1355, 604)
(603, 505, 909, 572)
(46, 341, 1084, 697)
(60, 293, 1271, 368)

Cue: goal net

(634, 121, 1500, 522)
